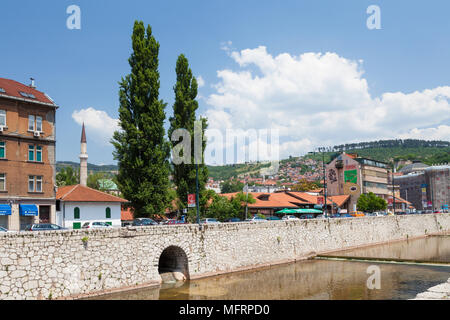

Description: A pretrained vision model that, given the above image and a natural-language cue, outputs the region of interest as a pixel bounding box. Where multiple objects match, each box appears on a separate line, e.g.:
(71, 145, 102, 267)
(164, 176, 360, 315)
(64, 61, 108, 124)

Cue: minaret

(79, 123, 88, 186)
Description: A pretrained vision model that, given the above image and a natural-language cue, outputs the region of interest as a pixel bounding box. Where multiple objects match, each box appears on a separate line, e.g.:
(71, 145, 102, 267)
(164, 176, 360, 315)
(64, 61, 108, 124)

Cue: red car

(165, 219, 186, 225)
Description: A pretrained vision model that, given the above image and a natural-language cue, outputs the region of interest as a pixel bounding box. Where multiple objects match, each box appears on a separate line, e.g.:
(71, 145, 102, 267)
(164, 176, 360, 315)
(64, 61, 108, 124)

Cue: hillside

(56, 161, 118, 173)
(57, 139, 450, 181)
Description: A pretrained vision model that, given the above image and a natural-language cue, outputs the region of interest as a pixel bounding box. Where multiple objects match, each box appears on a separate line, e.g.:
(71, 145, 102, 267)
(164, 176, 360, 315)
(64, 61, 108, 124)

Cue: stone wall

(0, 213, 449, 300)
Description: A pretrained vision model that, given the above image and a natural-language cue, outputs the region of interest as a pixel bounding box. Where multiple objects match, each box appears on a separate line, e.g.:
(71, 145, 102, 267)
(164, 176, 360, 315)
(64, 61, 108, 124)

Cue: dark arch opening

(158, 246, 189, 281)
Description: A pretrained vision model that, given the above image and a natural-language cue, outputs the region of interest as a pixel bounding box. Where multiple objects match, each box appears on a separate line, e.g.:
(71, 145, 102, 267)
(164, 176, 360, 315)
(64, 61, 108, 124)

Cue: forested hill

(331, 139, 449, 151)
(305, 139, 450, 166)
(56, 161, 118, 173)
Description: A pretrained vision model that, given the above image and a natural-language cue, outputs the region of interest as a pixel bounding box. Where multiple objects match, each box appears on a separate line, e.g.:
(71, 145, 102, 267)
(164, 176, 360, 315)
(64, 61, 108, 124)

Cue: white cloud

(197, 75, 205, 88)
(204, 46, 450, 161)
(72, 107, 119, 145)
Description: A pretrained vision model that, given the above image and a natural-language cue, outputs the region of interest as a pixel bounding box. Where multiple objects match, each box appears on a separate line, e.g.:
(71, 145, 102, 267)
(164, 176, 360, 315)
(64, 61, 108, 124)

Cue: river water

(89, 236, 450, 300)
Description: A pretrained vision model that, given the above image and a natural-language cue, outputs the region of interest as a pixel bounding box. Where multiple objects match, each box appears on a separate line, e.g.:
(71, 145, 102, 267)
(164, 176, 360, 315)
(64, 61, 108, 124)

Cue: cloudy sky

(1, 0, 449, 165)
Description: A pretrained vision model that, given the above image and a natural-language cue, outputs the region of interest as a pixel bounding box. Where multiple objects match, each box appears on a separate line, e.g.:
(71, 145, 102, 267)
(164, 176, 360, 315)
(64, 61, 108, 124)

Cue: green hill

(56, 161, 118, 173)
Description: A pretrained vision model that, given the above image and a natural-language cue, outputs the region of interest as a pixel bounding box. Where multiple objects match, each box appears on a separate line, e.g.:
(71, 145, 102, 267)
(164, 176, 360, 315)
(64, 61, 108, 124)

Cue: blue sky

(1, 0, 449, 165)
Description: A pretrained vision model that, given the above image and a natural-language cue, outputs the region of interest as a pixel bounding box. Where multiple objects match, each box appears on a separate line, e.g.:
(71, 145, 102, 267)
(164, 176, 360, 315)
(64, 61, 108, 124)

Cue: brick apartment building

(0, 78, 58, 230)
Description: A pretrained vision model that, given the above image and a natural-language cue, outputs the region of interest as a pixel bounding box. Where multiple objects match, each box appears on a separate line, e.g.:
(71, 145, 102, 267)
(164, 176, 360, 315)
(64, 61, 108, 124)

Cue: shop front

(19, 204, 38, 230)
(0, 204, 11, 229)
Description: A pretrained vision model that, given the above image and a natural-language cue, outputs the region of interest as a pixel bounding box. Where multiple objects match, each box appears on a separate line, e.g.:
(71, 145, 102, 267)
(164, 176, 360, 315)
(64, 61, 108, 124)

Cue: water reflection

(331, 236, 450, 262)
(88, 236, 450, 300)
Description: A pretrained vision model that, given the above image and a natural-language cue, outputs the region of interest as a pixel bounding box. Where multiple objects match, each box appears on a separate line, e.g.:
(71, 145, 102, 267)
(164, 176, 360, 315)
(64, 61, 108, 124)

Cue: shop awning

(19, 204, 38, 216)
(0, 204, 11, 216)
(294, 208, 323, 214)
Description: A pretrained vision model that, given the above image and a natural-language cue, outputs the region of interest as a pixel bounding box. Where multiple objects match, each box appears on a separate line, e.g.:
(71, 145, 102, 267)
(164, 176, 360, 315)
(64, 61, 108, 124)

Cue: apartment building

(0, 78, 58, 230)
(326, 152, 391, 211)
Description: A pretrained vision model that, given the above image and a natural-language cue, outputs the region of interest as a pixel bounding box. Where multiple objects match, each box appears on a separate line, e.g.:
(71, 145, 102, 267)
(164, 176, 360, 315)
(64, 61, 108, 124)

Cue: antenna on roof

(29, 77, 36, 89)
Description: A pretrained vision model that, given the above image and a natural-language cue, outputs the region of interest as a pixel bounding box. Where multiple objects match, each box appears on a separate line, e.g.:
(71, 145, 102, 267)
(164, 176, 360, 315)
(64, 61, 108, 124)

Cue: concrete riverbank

(412, 277, 450, 300)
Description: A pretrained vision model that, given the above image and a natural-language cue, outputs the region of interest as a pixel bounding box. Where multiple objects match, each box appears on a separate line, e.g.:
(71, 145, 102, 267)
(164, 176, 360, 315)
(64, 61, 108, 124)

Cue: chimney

(30, 77, 36, 89)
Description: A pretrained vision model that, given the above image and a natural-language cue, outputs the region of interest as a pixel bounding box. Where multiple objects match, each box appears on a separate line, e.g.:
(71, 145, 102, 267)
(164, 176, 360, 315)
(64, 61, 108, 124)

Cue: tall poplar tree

(112, 21, 170, 217)
(168, 54, 208, 211)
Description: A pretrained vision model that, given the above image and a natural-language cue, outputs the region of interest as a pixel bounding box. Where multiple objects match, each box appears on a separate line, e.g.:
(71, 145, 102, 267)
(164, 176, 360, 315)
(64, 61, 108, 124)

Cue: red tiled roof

(0, 78, 56, 105)
(56, 184, 126, 202)
(220, 192, 309, 208)
(121, 207, 134, 221)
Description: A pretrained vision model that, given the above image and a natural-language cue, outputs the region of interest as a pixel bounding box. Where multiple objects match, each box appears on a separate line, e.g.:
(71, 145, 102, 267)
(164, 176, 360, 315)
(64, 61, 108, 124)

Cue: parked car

(330, 214, 341, 218)
(24, 223, 67, 231)
(166, 219, 186, 225)
(340, 213, 352, 218)
(82, 221, 112, 229)
(245, 216, 267, 222)
(424, 210, 434, 214)
(132, 218, 159, 226)
(200, 218, 220, 224)
(299, 214, 315, 219)
(226, 218, 242, 222)
(0, 226, 6, 232)
(266, 216, 281, 221)
(395, 211, 407, 215)
(282, 215, 300, 221)
(350, 211, 365, 217)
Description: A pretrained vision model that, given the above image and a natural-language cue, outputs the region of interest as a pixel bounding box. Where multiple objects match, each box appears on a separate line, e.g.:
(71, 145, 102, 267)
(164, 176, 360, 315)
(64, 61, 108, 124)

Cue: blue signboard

(0, 204, 11, 216)
(19, 204, 38, 216)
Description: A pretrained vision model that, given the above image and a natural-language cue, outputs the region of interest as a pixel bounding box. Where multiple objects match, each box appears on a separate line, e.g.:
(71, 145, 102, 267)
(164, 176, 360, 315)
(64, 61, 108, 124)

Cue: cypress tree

(112, 21, 170, 217)
(168, 54, 208, 213)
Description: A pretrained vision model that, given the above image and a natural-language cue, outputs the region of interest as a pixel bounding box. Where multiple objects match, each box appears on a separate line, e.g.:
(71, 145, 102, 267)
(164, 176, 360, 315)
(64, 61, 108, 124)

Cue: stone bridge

(0, 213, 449, 299)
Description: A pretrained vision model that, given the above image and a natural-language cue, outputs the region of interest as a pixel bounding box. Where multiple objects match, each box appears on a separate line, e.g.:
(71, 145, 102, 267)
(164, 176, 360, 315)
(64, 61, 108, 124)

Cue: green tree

(291, 178, 321, 192)
(56, 167, 79, 186)
(357, 192, 387, 212)
(112, 21, 170, 218)
(168, 54, 208, 211)
(220, 179, 245, 194)
(206, 192, 255, 221)
(87, 172, 110, 191)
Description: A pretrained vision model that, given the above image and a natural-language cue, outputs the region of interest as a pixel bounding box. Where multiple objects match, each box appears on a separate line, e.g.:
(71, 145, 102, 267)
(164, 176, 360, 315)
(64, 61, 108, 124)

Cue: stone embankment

(412, 278, 450, 300)
(0, 213, 449, 300)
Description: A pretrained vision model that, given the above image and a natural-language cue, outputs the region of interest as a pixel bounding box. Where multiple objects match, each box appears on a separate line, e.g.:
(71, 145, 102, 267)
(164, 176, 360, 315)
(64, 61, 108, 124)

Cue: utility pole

(195, 163, 200, 226)
(244, 178, 249, 220)
(391, 166, 396, 215)
(320, 147, 328, 218)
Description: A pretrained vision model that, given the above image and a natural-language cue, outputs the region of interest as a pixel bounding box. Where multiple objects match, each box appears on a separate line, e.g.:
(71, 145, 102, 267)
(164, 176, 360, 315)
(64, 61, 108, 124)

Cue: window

(28, 175, 34, 192)
(0, 142, 5, 158)
(28, 115, 43, 132)
(28, 145, 43, 162)
(36, 176, 42, 192)
(36, 116, 42, 132)
(28, 115, 35, 131)
(36, 146, 42, 162)
(28, 145, 34, 161)
(74, 207, 80, 220)
(28, 175, 43, 192)
(0, 174, 5, 191)
(106, 207, 111, 219)
(0, 110, 5, 127)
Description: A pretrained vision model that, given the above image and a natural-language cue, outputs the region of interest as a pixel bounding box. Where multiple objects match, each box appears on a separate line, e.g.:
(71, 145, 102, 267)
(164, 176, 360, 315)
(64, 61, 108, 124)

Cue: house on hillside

(56, 184, 126, 229)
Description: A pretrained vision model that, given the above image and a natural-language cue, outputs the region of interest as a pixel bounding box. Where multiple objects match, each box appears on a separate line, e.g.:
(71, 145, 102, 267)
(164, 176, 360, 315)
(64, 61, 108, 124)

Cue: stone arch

(157, 245, 190, 281)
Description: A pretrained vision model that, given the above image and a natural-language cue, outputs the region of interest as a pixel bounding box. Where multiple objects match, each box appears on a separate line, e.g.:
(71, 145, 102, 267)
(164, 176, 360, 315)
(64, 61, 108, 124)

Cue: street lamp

(318, 147, 328, 218)
(391, 165, 396, 215)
